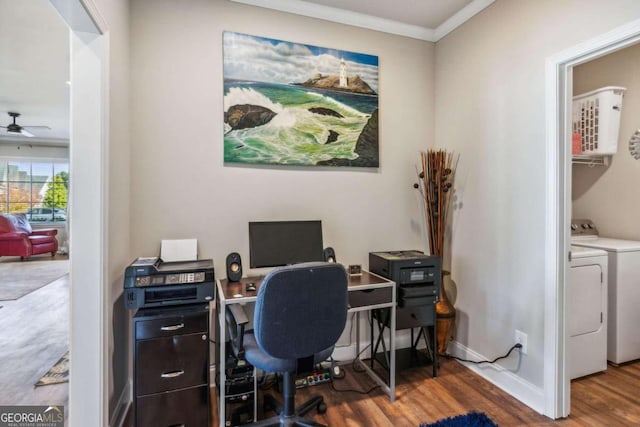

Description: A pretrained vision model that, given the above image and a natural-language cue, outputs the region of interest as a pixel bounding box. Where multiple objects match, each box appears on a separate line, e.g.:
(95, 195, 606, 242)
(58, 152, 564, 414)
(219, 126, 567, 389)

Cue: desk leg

(433, 317, 438, 378)
(218, 300, 226, 427)
(352, 308, 395, 403)
(389, 302, 396, 402)
(355, 311, 361, 361)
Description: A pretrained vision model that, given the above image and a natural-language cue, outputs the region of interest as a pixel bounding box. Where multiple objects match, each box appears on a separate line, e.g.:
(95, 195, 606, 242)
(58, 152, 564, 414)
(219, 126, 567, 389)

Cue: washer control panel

(571, 219, 599, 237)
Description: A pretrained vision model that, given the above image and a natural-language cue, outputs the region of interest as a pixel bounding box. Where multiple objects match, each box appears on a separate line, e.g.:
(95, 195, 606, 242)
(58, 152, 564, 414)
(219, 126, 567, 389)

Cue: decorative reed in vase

(414, 149, 458, 354)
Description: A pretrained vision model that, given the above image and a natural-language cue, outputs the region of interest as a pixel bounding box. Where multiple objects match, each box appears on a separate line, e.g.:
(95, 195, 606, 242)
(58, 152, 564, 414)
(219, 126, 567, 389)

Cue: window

(0, 161, 69, 223)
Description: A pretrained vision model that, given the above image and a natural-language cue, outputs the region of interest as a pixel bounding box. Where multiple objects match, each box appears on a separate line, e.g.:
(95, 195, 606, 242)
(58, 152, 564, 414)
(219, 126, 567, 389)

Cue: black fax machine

(124, 257, 215, 309)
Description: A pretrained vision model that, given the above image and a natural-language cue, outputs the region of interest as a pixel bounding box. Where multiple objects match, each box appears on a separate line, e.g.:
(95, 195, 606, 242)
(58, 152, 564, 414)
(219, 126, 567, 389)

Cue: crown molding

(434, 0, 495, 41)
(228, 0, 494, 42)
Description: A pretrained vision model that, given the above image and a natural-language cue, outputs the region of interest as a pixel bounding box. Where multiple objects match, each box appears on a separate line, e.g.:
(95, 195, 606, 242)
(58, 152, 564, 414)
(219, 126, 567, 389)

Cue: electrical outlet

(515, 330, 528, 354)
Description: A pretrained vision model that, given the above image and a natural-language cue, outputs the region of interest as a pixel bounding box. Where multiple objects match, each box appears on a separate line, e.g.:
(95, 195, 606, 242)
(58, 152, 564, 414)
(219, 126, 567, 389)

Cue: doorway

(0, 0, 71, 415)
(545, 18, 640, 419)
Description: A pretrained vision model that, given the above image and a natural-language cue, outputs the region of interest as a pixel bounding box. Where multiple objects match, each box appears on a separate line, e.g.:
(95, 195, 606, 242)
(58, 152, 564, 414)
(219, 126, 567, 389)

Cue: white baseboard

(447, 340, 545, 414)
(110, 380, 132, 427)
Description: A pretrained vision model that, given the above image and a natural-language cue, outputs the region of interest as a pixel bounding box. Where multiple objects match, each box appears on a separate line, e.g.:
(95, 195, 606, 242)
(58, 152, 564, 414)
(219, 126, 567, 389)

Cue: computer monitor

(249, 220, 324, 268)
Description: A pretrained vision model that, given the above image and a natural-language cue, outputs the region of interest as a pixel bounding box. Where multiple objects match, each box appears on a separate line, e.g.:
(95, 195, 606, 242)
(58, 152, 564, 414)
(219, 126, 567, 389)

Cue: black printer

(124, 257, 215, 309)
(369, 250, 440, 306)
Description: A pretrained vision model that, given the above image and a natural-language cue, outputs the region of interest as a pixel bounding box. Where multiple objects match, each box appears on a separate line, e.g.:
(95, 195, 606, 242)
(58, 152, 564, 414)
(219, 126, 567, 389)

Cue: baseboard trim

(110, 379, 132, 427)
(447, 340, 545, 414)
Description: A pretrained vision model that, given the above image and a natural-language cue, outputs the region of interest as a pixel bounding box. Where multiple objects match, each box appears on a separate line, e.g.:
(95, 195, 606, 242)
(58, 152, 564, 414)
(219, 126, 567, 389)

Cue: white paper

(161, 239, 198, 262)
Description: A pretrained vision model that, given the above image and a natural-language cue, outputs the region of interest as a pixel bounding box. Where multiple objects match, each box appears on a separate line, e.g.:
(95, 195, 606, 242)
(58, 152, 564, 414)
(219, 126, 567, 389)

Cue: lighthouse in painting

(339, 57, 348, 88)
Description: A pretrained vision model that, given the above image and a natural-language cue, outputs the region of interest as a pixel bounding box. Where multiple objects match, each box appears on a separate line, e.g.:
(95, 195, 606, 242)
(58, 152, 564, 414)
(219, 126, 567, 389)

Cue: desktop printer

(369, 250, 440, 304)
(124, 257, 215, 309)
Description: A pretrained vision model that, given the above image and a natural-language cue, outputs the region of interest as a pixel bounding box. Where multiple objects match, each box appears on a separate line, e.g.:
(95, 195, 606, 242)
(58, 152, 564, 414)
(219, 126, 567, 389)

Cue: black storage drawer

(136, 332, 208, 395)
(136, 313, 207, 340)
(349, 286, 392, 308)
(396, 301, 436, 330)
(136, 385, 209, 427)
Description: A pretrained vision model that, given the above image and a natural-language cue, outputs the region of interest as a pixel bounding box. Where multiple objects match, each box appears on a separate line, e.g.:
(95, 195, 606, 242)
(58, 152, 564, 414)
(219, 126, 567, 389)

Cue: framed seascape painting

(223, 31, 379, 167)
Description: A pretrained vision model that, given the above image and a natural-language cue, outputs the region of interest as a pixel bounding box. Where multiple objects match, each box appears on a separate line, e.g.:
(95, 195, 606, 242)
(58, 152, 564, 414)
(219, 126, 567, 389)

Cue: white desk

(215, 270, 396, 426)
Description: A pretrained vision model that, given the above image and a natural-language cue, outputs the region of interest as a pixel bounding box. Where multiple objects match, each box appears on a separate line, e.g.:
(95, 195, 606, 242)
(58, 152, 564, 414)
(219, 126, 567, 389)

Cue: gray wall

(573, 43, 640, 240)
(123, 0, 640, 415)
(434, 0, 640, 397)
(129, 0, 435, 273)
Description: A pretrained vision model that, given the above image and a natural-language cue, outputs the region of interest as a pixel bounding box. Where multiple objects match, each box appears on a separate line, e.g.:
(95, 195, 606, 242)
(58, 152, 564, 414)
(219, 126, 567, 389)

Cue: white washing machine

(571, 219, 640, 364)
(568, 245, 608, 379)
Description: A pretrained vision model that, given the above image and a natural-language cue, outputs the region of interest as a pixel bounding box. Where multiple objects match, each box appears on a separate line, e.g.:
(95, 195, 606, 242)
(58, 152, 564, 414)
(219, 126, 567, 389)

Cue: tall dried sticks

(418, 150, 457, 257)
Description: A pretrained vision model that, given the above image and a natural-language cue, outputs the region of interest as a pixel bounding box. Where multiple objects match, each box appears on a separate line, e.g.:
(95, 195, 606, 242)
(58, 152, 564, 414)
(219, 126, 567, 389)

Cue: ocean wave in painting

(224, 82, 376, 166)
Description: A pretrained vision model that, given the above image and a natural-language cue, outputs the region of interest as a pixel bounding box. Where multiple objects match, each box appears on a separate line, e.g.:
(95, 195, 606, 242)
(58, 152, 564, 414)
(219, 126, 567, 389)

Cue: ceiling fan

(0, 112, 51, 137)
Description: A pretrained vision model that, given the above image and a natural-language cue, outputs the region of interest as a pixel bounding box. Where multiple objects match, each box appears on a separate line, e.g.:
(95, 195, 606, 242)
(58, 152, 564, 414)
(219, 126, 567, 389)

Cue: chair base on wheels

(247, 372, 327, 427)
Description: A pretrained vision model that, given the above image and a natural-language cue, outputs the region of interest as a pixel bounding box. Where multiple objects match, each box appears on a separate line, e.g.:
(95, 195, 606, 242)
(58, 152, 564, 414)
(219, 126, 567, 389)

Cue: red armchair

(0, 213, 59, 260)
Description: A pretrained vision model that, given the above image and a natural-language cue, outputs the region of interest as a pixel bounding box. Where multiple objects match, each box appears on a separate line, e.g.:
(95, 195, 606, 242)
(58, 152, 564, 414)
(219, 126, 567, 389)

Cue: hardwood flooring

(208, 358, 640, 426)
(0, 256, 69, 419)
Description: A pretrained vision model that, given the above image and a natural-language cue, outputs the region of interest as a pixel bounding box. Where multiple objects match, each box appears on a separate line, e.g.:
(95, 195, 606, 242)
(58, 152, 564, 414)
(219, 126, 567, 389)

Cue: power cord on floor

(441, 343, 522, 364)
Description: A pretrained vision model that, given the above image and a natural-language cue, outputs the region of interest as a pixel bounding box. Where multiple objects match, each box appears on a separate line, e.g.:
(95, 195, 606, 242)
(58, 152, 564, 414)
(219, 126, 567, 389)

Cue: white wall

(129, 0, 435, 274)
(573, 43, 640, 240)
(434, 0, 640, 405)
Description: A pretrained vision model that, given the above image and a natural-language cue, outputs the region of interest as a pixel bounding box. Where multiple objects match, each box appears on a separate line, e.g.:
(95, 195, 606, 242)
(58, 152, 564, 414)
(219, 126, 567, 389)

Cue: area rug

(0, 260, 69, 300)
(35, 351, 69, 387)
(420, 412, 498, 427)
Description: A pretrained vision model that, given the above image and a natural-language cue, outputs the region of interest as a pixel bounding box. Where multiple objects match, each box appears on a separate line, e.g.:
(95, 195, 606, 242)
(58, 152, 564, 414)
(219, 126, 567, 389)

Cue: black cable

(259, 373, 278, 390)
(331, 381, 380, 395)
(351, 343, 372, 373)
(335, 312, 357, 348)
(441, 343, 522, 365)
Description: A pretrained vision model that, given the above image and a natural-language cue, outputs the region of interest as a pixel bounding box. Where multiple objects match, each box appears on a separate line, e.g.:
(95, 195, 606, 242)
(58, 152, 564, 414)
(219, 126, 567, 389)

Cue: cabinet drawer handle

(160, 370, 185, 378)
(167, 424, 185, 427)
(160, 323, 184, 331)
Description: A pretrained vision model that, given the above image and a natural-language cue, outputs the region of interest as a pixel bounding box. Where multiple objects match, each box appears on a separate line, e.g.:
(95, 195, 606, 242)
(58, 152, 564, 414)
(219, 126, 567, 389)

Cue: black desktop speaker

(323, 247, 336, 263)
(226, 252, 243, 282)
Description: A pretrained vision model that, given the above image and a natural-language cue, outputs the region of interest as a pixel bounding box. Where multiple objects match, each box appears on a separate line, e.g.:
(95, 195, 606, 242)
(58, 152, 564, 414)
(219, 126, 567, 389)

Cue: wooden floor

(0, 255, 69, 420)
(208, 358, 640, 426)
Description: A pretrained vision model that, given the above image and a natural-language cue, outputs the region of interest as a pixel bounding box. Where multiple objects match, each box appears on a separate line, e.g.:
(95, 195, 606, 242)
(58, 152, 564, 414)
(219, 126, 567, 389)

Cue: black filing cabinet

(133, 304, 210, 427)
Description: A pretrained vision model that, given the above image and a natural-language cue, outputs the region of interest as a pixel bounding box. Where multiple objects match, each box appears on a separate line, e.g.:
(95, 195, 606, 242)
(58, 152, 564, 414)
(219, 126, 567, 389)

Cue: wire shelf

(572, 155, 610, 167)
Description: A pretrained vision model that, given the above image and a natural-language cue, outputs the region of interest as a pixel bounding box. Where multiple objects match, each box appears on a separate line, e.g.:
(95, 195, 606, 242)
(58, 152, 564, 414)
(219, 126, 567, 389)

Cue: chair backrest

(253, 262, 348, 360)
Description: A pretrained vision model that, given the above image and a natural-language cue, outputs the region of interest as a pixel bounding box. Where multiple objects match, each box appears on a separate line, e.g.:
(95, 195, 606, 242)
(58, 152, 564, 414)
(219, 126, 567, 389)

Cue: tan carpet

(35, 351, 69, 387)
(0, 260, 69, 300)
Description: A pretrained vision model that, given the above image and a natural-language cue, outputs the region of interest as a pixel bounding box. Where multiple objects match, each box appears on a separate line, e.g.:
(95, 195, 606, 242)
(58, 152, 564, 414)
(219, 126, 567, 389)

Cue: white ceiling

(229, 0, 495, 41)
(0, 0, 492, 146)
(303, 0, 475, 29)
(0, 0, 70, 144)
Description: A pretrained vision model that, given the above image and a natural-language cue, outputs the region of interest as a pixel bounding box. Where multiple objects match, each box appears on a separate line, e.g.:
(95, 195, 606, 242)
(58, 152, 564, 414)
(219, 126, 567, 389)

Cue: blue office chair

(242, 261, 348, 427)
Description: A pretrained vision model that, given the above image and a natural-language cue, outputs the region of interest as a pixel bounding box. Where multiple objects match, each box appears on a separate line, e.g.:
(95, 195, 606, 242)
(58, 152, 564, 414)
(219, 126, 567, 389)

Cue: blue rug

(420, 411, 498, 427)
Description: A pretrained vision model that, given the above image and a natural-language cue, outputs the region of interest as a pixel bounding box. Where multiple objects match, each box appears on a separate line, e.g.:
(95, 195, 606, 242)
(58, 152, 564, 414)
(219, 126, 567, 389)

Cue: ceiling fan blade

(20, 129, 35, 137)
(22, 125, 52, 130)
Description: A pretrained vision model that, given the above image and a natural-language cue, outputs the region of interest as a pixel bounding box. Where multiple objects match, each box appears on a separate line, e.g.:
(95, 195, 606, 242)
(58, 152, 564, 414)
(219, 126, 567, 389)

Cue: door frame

(50, 0, 109, 425)
(544, 18, 640, 419)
